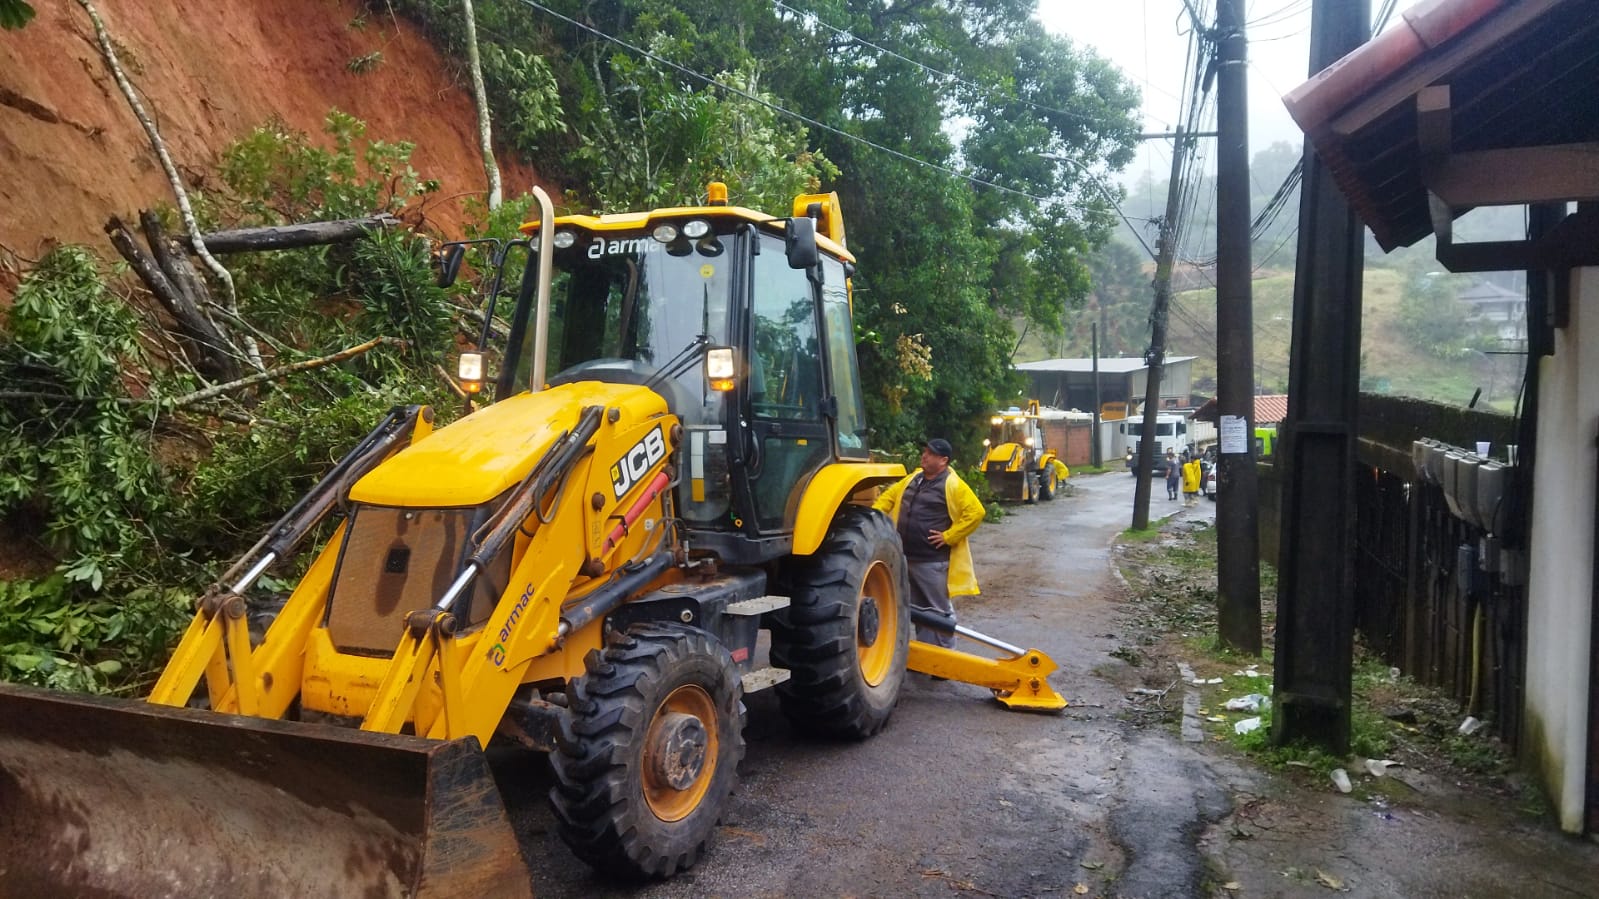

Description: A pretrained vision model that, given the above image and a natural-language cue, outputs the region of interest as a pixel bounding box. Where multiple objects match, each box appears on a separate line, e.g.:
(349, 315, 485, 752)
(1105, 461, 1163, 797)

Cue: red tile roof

(1254, 395, 1289, 427)
(1190, 394, 1288, 425)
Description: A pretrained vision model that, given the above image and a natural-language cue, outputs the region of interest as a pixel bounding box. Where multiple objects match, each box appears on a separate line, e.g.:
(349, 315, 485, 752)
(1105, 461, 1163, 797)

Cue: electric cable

(771, 0, 1154, 126)
(509, 0, 1155, 252)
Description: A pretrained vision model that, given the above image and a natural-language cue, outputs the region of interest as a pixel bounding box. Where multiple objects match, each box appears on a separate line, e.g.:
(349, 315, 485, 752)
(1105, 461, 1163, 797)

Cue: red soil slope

(0, 0, 541, 265)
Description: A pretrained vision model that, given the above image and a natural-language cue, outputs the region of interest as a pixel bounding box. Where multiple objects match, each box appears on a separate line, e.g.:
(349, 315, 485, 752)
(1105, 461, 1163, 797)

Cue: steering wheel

(548, 358, 697, 416)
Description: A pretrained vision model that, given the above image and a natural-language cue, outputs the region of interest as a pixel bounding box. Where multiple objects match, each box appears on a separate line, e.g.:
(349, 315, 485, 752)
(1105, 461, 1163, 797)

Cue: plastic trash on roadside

(1458, 716, 1484, 736)
(1331, 768, 1352, 793)
(1363, 758, 1398, 777)
(1223, 693, 1270, 713)
(1233, 716, 1262, 734)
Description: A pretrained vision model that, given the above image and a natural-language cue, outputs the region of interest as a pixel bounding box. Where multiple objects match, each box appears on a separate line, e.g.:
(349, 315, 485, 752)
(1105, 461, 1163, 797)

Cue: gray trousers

(906, 559, 955, 648)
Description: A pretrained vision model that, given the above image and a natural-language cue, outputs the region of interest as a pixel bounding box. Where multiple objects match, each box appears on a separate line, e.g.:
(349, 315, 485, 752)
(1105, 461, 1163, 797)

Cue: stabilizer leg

(906, 609, 1067, 712)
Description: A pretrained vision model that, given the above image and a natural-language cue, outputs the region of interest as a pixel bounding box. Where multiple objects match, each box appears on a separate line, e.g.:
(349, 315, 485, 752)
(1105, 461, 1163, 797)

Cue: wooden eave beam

(1416, 85, 1456, 245)
(1427, 144, 1599, 207)
(1415, 85, 1599, 273)
(1436, 204, 1599, 273)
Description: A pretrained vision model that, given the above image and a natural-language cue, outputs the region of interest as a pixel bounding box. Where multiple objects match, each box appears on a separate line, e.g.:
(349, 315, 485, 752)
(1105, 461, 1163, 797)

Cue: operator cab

(440, 186, 871, 559)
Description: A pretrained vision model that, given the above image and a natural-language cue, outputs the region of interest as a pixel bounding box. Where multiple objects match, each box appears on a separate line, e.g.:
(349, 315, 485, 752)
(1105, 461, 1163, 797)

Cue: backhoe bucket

(0, 683, 531, 898)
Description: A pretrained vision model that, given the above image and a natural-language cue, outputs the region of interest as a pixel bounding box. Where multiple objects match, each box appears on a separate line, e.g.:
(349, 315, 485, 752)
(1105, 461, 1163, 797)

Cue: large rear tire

(771, 505, 910, 739)
(1038, 467, 1057, 501)
(549, 623, 744, 879)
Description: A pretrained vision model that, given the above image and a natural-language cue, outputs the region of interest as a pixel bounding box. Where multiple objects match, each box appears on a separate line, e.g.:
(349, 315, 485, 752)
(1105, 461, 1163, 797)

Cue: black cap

(924, 438, 954, 459)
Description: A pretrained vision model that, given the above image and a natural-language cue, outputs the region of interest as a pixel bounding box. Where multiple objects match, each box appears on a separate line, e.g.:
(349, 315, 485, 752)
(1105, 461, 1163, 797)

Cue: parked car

(1204, 463, 1218, 500)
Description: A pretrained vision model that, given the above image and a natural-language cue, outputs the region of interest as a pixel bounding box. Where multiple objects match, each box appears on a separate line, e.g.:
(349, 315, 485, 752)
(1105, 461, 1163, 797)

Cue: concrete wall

(1523, 266, 1597, 833)
(1040, 419, 1095, 467)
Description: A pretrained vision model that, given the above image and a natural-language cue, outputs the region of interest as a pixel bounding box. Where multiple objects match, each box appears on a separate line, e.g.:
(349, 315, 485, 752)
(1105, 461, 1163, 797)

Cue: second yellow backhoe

(983, 400, 1067, 502)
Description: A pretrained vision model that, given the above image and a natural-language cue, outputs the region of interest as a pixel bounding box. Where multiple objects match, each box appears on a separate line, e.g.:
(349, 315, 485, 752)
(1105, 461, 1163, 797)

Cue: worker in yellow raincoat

(873, 438, 985, 648)
(1181, 451, 1203, 508)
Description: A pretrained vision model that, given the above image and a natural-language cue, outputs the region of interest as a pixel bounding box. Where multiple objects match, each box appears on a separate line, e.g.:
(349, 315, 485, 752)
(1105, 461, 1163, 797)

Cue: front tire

(772, 505, 910, 739)
(1038, 467, 1057, 501)
(549, 623, 745, 879)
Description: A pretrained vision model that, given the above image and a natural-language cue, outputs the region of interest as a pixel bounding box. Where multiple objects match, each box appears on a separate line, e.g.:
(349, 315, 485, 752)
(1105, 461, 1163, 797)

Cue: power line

(508, 0, 1079, 206)
(771, 0, 1141, 129)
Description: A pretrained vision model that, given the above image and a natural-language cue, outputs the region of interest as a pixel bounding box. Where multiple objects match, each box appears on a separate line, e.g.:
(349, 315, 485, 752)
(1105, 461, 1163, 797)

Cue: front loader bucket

(0, 683, 531, 898)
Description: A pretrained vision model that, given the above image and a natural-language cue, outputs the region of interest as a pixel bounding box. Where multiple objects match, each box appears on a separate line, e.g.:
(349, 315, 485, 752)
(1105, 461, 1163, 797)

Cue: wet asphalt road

(493, 472, 1230, 898)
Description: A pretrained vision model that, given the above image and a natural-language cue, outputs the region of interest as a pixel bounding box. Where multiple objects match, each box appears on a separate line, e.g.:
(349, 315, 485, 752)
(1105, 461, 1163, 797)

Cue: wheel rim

(642, 684, 719, 822)
(857, 559, 899, 687)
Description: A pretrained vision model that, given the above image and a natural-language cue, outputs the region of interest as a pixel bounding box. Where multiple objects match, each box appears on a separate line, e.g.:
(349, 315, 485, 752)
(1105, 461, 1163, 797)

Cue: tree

(1397, 269, 1473, 359)
(77, 0, 261, 372)
(461, 0, 502, 209)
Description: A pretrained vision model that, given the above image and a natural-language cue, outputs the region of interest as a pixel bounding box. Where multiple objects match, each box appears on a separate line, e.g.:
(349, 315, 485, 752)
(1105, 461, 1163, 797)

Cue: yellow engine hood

(351, 382, 669, 507)
(985, 443, 1023, 470)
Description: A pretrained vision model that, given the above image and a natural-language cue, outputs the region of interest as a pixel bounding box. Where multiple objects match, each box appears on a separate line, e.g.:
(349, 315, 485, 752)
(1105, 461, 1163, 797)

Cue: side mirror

(436, 243, 466, 288)
(785, 217, 818, 269)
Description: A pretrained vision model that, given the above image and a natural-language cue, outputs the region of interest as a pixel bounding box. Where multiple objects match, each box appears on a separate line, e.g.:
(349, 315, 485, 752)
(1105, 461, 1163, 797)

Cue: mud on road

(495, 473, 1598, 898)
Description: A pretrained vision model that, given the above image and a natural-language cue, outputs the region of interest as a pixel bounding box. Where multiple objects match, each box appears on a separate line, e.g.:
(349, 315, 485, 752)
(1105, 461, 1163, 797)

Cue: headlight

(982, 438, 991, 447)
(457, 352, 484, 393)
(552, 230, 576, 249)
(652, 223, 680, 243)
(1024, 437, 1035, 447)
(990, 416, 1003, 426)
(705, 346, 736, 391)
(682, 219, 711, 239)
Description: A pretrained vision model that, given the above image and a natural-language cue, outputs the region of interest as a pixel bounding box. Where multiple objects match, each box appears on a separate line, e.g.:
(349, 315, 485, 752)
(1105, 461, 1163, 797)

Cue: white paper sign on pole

(1220, 415, 1248, 454)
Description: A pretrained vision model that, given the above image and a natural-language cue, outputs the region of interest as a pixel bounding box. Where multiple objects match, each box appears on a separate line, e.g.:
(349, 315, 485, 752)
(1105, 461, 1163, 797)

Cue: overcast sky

(1035, 1, 1416, 189)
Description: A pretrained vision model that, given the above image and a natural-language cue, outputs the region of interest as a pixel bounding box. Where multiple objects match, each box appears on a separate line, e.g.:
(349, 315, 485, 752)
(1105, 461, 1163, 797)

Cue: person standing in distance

(873, 438, 986, 648)
(1181, 450, 1203, 508)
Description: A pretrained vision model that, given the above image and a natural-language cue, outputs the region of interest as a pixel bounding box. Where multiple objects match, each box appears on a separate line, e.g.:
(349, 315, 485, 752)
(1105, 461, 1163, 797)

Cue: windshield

(990, 419, 1032, 445)
(535, 231, 733, 426)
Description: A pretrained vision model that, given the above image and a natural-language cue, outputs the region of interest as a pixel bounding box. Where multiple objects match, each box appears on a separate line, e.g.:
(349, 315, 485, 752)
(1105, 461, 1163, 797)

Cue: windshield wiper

(645, 334, 712, 392)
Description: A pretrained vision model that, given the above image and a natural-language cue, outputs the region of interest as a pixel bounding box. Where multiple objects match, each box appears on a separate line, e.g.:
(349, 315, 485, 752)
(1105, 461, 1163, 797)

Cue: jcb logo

(610, 426, 666, 499)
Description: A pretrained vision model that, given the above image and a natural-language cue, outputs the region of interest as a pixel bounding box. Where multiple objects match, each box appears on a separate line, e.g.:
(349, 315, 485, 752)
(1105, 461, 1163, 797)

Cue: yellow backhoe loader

(0, 184, 1065, 896)
(982, 400, 1066, 502)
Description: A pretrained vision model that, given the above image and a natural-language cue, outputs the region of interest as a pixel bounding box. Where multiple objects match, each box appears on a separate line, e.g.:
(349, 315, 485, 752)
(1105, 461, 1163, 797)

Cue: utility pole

(1214, 0, 1261, 653)
(1272, 0, 1370, 752)
(1091, 322, 1102, 467)
(1131, 127, 1191, 530)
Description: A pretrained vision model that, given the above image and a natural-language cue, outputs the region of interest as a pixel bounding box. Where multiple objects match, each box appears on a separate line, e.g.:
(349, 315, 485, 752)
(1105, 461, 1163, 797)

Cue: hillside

(0, 0, 540, 269)
(1018, 264, 1517, 411)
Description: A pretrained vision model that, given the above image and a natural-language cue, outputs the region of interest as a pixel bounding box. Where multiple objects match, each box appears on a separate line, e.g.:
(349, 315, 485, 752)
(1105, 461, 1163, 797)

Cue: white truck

(1121, 413, 1190, 472)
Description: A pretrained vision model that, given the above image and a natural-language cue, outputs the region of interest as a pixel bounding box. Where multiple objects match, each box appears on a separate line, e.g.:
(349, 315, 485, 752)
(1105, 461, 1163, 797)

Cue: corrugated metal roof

(1282, 0, 1599, 251)
(1015, 356, 1197, 374)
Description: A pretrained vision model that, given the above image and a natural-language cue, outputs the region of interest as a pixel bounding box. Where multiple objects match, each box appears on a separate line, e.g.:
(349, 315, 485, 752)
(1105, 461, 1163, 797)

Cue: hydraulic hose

(557, 551, 674, 638)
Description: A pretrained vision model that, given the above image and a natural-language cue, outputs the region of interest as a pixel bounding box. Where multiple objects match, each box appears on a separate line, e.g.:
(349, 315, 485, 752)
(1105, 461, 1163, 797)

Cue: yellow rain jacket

(873, 469, 985, 596)
(1182, 458, 1203, 493)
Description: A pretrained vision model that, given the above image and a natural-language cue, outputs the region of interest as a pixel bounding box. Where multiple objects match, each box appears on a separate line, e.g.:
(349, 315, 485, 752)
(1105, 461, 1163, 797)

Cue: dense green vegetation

(1, 116, 462, 690)
(389, 0, 1141, 451)
(2, 2, 1143, 688)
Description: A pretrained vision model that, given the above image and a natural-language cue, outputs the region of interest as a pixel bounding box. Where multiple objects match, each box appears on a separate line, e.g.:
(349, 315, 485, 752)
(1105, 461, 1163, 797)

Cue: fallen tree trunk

(106, 216, 241, 382)
(182, 214, 402, 254)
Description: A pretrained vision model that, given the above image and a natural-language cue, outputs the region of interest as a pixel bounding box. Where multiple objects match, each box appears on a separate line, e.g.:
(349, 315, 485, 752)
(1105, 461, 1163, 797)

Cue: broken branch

(165, 336, 406, 408)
